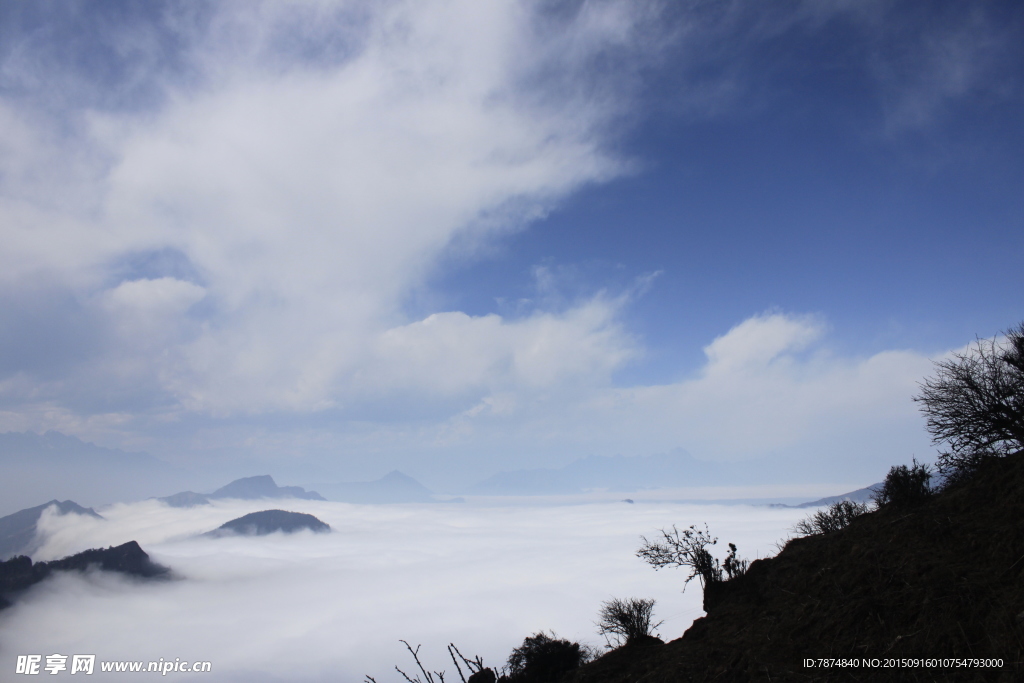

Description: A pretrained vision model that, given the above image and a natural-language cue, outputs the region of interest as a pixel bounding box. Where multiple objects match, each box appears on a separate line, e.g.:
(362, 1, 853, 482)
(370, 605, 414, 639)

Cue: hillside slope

(0, 541, 168, 610)
(570, 453, 1024, 682)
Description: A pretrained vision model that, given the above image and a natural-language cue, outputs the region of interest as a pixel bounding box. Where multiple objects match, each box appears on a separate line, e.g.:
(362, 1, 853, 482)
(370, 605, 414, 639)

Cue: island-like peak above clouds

(208, 475, 325, 502)
(158, 475, 326, 508)
(0, 500, 104, 561)
(203, 510, 330, 538)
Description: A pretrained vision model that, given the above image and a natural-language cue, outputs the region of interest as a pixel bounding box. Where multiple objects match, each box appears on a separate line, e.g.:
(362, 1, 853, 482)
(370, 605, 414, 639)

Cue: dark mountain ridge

(203, 510, 330, 537)
(566, 451, 1024, 682)
(0, 541, 168, 610)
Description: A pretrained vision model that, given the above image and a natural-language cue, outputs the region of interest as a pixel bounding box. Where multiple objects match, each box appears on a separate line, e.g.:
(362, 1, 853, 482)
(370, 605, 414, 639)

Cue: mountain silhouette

(0, 540, 168, 610)
(203, 510, 330, 537)
(0, 500, 103, 560)
(158, 475, 325, 507)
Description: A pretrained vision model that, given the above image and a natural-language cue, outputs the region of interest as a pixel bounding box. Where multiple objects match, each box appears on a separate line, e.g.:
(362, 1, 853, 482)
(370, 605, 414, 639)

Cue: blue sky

(0, 0, 1021, 491)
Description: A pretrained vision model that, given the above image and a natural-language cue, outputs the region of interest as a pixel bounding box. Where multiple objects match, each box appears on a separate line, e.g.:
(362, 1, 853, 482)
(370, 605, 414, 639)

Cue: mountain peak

(209, 475, 280, 499)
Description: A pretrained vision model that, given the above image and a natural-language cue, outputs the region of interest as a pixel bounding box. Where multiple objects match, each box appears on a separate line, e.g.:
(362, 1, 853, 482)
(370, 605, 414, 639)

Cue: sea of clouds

(0, 499, 810, 681)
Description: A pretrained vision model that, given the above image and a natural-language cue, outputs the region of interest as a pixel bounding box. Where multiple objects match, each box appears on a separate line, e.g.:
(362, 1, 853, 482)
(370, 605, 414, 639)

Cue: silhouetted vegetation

(915, 320, 1024, 486)
(569, 450, 1024, 681)
(595, 598, 662, 647)
(371, 634, 594, 683)
(371, 324, 1024, 683)
(721, 542, 747, 580)
(391, 641, 444, 683)
(794, 499, 871, 536)
(636, 524, 747, 592)
(503, 632, 594, 683)
(872, 458, 933, 508)
(449, 644, 494, 683)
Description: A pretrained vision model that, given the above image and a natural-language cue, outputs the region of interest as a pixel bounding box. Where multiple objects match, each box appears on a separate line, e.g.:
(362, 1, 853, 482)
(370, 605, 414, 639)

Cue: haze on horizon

(1, 0, 1022, 492)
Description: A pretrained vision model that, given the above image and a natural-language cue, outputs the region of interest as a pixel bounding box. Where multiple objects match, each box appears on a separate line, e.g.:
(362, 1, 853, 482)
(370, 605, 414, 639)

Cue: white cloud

(702, 312, 823, 374)
(0, 3, 949, 483)
(6, 498, 809, 682)
(363, 297, 634, 399)
(0, 0, 653, 419)
(415, 312, 936, 484)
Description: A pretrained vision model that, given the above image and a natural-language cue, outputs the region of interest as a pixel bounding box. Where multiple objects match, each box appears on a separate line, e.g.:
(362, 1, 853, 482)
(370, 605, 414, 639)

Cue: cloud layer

(1, 498, 809, 681)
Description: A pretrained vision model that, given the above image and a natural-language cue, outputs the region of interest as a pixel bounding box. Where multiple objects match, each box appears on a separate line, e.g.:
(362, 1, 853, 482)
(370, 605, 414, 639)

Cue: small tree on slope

(914, 321, 1024, 484)
(637, 524, 747, 592)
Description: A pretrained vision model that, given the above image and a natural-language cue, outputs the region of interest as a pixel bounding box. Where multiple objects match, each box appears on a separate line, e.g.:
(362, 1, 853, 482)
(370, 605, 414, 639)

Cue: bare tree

(914, 321, 1024, 482)
(637, 524, 747, 590)
(448, 644, 494, 683)
(395, 641, 445, 683)
(369, 643, 494, 683)
(596, 597, 663, 647)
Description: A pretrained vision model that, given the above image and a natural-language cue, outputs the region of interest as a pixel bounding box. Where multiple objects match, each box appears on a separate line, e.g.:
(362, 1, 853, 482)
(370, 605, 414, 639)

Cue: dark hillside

(0, 541, 168, 610)
(203, 510, 330, 537)
(569, 452, 1024, 682)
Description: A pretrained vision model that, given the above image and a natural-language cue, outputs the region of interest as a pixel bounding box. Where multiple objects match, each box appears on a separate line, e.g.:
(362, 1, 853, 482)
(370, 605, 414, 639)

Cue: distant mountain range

(159, 472, 437, 506)
(157, 475, 325, 508)
(469, 451, 726, 495)
(775, 483, 883, 508)
(311, 470, 435, 503)
(0, 500, 103, 560)
(204, 510, 330, 537)
(0, 431, 190, 514)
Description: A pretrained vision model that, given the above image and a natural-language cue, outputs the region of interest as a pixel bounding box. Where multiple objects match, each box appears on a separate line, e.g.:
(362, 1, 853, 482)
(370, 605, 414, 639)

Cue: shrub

(503, 632, 593, 683)
(872, 459, 933, 508)
(722, 542, 748, 580)
(596, 597, 663, 647)
(793, 499, 871, 536)
(637, 524, 748, 591)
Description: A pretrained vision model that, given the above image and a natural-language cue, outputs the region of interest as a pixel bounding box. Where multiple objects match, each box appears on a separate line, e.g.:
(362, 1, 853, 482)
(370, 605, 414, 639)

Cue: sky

(1, 499, 811, 681)
(0, 0, 1022, 492)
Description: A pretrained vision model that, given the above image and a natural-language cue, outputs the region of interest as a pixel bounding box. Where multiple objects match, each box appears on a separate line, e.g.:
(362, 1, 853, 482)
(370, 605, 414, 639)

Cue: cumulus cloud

(5, 498, 809, 682)
(0, 2, 958, 484)
(637, 313, 932, 457)
(0, 0, 655, 423)
(420, 312, 936, 484)
(363, 297, 634, 400)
